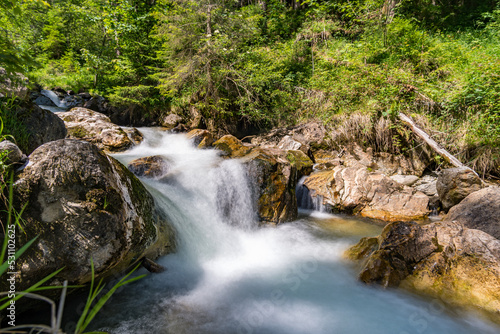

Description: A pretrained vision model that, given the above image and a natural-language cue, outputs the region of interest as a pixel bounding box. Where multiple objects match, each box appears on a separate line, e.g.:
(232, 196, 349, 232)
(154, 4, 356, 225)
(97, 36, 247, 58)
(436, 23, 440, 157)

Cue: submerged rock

(303, 166, 430, 221)
(9, 139, 175, 291)
(346, 220, 500, 322)
(128, 155, 170, 178)
(56, 107, 141, 152)
(444, 186, 500, 239)
(437, 167, 482, 211)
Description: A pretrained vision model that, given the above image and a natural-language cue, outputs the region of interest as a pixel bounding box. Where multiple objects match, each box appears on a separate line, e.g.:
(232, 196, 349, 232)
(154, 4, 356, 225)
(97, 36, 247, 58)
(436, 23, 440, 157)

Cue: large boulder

(9, 140, 175, 291)
(242, 148, 298, 224)
(436, 167, 482, 211)
(346, 220, 500, 321)
(213, 135, 302, 224)
(5, 100, 67, 154)
(445, 186, 500, 239)
(56, 107, 140, 152)
(303, 166, 430, 221)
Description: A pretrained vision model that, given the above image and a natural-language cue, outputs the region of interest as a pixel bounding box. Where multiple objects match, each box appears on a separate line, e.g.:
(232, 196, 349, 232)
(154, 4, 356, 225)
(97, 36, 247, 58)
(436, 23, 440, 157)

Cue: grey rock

(0, 140, 24, 164)
(34, 95, 56, 106)
(445, 186, 500, 239)
(437, 167, 482, 210)
(390, 174, 420, 186)
(161, 114, 183, 128)
(14, 101, 67, 154)
(413, 175, 438, 196)
(9, 139, 175, 291)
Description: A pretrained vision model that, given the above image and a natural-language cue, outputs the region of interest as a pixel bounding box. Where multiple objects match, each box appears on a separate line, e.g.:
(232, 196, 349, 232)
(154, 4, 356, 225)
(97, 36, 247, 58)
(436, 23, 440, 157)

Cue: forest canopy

(1, 0, 500, 175)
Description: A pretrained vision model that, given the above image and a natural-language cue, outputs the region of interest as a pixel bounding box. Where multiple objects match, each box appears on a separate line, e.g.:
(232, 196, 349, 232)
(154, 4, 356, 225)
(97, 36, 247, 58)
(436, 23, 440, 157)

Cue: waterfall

(41, 89, 68, 108)
(89, 129, 499, 334)
(296, 176, 330, 213)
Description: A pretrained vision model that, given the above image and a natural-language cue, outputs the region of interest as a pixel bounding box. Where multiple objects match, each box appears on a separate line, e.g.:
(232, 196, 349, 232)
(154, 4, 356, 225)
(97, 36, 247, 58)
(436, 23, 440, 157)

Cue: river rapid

(89, 128, 498, 334)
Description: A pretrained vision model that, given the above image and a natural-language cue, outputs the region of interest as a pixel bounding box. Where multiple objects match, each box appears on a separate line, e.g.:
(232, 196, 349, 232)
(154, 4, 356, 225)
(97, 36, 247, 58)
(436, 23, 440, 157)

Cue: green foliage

(2, 0, 499, 174)
(75, 259, 145, 334)
(0, 97, 30, 153)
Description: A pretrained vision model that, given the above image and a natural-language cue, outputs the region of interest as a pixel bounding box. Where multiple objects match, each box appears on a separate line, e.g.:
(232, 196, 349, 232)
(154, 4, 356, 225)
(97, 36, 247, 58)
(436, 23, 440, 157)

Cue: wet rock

(52, 87, 67, 95)
(0, 140, 25, 165)
(303, 167, 429, 221)
(214, 135, 253, 158)
(242, 148, 298, 224)
(56, 107, 138, 152)
(128, 156, 170, 178)
(8, 139, 175, 291)
(123, 127, 144, 145)
(346, 220, 500, 322)
(142, 257, 166, 273)
(351, 221, 500, 322)
(186, 129, 213, 148)
(34, 95, 55, 106)
(161, 113, 183, 128)
(286, 149, 313, 177)
(171, 123, 189, 133)
(445, 186, 500, 239)
(437, 167, 482, 211)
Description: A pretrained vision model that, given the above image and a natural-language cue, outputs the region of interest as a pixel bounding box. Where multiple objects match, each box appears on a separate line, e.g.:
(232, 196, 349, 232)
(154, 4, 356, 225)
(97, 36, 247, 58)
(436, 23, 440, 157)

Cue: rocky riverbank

(2, 98, 499, 324)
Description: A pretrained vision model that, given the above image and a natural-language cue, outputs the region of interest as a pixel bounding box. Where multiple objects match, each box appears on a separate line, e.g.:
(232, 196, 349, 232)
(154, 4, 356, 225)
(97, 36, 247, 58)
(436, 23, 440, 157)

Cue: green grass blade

(0, 236, 38, 276)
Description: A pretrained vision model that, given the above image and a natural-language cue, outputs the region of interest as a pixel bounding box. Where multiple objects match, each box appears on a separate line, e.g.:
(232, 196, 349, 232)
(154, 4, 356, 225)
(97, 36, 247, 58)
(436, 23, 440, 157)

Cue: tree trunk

(398, 112, 477, 174)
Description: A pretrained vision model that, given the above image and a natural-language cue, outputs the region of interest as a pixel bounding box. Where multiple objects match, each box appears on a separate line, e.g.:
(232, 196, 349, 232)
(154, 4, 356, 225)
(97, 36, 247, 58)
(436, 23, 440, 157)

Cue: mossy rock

(214, 134, 252, 158)
(286, 149, 313, 177)
(8, 139, 175, 293)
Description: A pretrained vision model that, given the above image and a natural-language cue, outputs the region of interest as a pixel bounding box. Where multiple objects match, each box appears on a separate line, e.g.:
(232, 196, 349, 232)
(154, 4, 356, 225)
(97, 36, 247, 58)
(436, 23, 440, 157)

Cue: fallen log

(398, 112, 478, 175)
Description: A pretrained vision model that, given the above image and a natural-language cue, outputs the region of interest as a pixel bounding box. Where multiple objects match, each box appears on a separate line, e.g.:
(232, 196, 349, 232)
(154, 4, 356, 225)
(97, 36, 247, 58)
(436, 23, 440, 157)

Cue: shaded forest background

(1, 0, 499, 176)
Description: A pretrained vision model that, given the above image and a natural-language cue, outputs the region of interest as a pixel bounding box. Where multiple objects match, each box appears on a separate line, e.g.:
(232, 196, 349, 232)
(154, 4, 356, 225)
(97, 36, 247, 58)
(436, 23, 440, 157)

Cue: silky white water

(91, 129, 499, 334)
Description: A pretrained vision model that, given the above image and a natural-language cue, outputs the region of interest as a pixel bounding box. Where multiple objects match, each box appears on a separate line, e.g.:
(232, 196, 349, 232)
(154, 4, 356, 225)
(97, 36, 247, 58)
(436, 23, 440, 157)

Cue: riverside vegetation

(1, 0, 500, 176)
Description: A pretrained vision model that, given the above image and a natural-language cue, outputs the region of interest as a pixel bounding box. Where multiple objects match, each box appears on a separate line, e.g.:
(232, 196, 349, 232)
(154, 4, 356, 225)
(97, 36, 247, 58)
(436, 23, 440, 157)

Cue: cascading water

(88, 129, 499, 334)
(296, 176, 329, 213)
(41, 89, 68, 108)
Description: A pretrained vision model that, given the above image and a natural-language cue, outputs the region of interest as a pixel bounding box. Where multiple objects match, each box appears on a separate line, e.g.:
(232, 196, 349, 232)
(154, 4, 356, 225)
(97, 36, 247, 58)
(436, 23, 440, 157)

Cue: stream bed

(88, 129, 498, 334)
